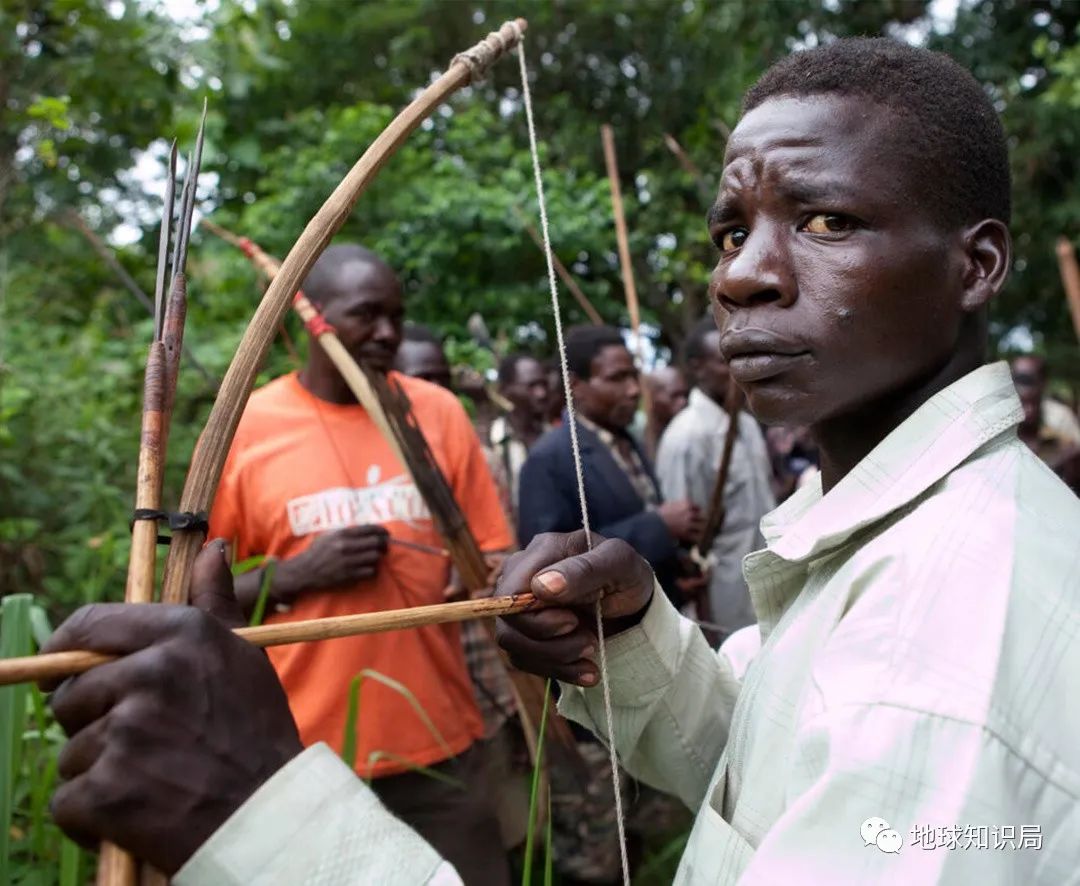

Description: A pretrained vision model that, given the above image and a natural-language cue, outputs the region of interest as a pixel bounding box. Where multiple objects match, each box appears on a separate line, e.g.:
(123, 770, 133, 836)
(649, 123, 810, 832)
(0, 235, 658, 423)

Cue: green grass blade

(1, 594, 34, 884)
(543, 791, 553, 886)
(363, 751, 464, 789)
(340, 674, 364, 770)
(356, 668, 453, 758)
(247, 559, 277, 627)
(59, 837, 82, 886)
(521, 679, 552, 886)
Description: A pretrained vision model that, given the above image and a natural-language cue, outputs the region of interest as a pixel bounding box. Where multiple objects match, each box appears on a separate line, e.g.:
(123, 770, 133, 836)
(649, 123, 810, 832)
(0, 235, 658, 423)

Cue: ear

(959, 219, 1011, 312)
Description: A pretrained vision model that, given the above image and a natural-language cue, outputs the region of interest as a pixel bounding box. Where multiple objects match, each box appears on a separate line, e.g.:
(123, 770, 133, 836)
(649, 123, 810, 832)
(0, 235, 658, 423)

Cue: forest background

(2, 0, 1079, 634)
(1, 0, 1079, 881)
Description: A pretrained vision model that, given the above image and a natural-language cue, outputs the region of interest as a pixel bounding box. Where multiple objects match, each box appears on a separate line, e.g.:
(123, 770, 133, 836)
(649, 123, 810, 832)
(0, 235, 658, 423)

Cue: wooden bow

(200, 220, 589, 786)
(160, 18, 528, 605)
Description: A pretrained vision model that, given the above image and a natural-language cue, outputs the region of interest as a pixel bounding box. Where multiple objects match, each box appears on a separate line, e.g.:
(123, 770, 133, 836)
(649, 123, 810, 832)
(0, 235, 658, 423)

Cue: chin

(742, 383, 818, 427)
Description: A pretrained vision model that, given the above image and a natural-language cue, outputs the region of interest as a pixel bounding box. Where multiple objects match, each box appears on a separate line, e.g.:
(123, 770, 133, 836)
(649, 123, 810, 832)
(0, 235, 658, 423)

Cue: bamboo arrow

(0, 593, 542, 687)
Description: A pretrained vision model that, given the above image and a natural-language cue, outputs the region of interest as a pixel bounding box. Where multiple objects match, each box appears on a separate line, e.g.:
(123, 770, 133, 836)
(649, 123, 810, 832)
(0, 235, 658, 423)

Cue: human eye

(800, 213, 860, 236)
(715, 226, 749, 253)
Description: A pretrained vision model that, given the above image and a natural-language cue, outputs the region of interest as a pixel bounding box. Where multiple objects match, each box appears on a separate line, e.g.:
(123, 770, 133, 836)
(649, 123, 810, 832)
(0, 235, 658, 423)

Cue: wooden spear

(0, 593, 542, 687)
(690, 378, 744, 647)
(1056, 236, 1080, 343)
(101, 108, 207, 886)
(600, 124, 642, 344)
(510, 204, 603, 325)
(600, 123, 651, 419)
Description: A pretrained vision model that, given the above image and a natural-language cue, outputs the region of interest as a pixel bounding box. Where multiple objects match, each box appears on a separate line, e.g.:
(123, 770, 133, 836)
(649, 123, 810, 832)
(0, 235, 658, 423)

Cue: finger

(49, 665, 122, 736)
(529, 537, 654, 618)
(40, 605, 191, 691)
(338, 524, 389, 542)
(50, 774, 103, 851)
(501, 607, 582, 642)
(496, 530, 593, 600)
(57, 715, 109, 780)
(502, 651, 599, 687)
(340, 537, 390, 558)
(190, 540, 246, 629)
(496, 624, 595, 669)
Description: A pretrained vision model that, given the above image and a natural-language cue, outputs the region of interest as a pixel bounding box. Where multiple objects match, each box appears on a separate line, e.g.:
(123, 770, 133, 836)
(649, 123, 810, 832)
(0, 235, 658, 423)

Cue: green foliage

(1, 2, 1079, 878)
(0, 596, 86, 882)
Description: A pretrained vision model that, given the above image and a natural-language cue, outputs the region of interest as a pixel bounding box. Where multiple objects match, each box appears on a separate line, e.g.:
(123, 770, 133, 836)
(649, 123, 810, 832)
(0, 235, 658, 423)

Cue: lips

(720, 329, 811, 382)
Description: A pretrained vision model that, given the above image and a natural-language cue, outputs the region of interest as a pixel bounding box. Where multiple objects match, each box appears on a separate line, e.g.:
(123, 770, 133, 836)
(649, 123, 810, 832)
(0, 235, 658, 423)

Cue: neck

(298, 352, 358, 405)
(508, 408, 543, 443)
(812, 350, 981, 493)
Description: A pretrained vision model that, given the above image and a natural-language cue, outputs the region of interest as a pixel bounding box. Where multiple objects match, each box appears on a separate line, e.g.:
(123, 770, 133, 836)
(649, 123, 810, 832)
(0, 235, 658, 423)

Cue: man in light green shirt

(42, 37, 1080, 885)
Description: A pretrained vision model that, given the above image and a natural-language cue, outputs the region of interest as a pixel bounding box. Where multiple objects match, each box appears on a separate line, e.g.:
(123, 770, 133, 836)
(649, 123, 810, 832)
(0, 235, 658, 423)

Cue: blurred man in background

(489, 353, 551, 524)
(655, 316, 775, 643)
(1011, 354, 1080, 477)
(643, 364, 690, 459)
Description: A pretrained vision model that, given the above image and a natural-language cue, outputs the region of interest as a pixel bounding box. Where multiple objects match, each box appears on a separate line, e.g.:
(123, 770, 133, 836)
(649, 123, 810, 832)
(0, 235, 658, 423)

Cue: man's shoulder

(392, 373, 465, 417)
(528, 423, 572, 459)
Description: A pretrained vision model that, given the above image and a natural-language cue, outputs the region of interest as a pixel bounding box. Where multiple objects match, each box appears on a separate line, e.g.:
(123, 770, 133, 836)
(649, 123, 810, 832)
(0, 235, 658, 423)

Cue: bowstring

(516, 36, 631, 886)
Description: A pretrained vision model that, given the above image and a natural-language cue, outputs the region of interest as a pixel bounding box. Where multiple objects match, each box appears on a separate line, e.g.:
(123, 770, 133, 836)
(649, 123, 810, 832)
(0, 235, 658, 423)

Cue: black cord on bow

(131, 510, 209, 546)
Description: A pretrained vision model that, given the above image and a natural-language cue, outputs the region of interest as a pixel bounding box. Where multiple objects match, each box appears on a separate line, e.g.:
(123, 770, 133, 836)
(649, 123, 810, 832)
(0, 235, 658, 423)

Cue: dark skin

(234, 255, 402, 614)
(573, 344, 702, 543)
(44, 93, 1014, 867)
(686, 330, 730, 405)
(501, 356, 550, 447)
(1010, 355, 1045, 441)
(46, 543, 303, 874)
(706, 95, 1010, 492)
(646, 365, 690, 430)
(394, 339, 453, 391)
(498, 92, 1011, 686)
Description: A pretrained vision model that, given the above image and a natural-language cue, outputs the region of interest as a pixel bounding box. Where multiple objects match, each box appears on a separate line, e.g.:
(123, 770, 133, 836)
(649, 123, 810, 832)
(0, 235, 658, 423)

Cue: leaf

(521, 679, 551, 886)
(247, 559, 277, 627)
(0, 595, 34, 885)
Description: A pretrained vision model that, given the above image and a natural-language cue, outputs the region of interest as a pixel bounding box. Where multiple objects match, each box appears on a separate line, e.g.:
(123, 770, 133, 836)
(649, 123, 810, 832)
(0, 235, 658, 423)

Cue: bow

(200, 220, 589, 785)
(160, 18, 528, 604)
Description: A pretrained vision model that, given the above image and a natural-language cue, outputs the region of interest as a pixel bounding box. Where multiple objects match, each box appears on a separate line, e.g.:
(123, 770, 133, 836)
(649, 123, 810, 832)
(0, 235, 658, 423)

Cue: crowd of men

(41, 37, 1080, 885)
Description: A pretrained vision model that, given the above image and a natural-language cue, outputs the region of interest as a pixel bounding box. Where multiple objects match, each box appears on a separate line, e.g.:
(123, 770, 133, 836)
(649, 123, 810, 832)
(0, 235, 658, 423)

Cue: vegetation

(1, 0, 1078, 881)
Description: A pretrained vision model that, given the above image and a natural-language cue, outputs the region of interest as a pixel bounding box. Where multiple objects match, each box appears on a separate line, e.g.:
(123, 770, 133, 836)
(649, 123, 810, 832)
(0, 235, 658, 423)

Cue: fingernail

(535, 571, 566, 595)
(581, 645, 596, 659)
(578, 671, 598, 686)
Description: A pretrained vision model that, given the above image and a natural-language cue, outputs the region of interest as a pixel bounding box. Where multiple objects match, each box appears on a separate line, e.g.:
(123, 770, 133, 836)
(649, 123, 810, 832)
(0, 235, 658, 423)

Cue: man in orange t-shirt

(209, 243, 514, 885)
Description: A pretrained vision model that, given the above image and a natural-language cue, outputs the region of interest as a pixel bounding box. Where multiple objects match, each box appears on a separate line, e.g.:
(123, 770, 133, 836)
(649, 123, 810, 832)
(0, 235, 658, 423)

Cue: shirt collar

(688, 387, 726, 422)
(760, 361, 1023, 563)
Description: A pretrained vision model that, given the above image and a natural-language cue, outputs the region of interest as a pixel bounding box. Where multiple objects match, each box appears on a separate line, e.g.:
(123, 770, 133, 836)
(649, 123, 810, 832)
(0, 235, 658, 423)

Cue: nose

(372, 315, 398, 344)
(710, 224, 796, 312)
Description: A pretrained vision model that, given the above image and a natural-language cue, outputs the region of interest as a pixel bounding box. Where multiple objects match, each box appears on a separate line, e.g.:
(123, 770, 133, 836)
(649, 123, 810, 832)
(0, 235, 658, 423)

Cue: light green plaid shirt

(177, 362, 1080, 885)
(562, 361, 1080, 883)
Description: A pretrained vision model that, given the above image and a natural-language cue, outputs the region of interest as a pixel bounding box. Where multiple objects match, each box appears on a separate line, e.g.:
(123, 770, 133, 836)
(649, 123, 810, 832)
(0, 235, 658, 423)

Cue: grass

(1, 595, 86, 884)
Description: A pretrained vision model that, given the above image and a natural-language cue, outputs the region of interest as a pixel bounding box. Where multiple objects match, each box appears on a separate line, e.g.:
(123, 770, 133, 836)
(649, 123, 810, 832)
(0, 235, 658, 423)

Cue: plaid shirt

(459, 619, 515, 739)
(563, 362, 1080, 883)
(575, 414, 660, 508)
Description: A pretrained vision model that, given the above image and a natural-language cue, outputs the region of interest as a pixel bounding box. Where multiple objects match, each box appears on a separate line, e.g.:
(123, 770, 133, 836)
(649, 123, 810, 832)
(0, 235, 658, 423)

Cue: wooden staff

(600, 123, 650, 416)
(0, 593, 541, 687)
(1056, 236, 1080, 343)
(510, 204, 603, 325)
(600, 125, 641, 334)
(690, 378, 744, 646)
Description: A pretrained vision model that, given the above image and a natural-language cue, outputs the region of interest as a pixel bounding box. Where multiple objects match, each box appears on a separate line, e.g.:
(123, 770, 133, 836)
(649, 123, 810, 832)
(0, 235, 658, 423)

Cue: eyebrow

(706, 199, 740, 227)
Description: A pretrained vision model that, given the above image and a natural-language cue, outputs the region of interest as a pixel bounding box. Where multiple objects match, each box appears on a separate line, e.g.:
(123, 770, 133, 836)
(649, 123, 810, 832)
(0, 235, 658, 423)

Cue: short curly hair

(743, 38, 1010, 227)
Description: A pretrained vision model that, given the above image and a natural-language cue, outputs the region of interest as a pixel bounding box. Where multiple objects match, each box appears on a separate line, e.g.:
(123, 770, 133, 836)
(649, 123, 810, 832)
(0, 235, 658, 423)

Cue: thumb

(190, 539, 246, 629)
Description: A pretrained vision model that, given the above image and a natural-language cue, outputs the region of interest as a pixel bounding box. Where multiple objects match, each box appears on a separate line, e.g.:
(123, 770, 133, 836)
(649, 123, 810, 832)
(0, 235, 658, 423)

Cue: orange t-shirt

(209, 371, 513, 778)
